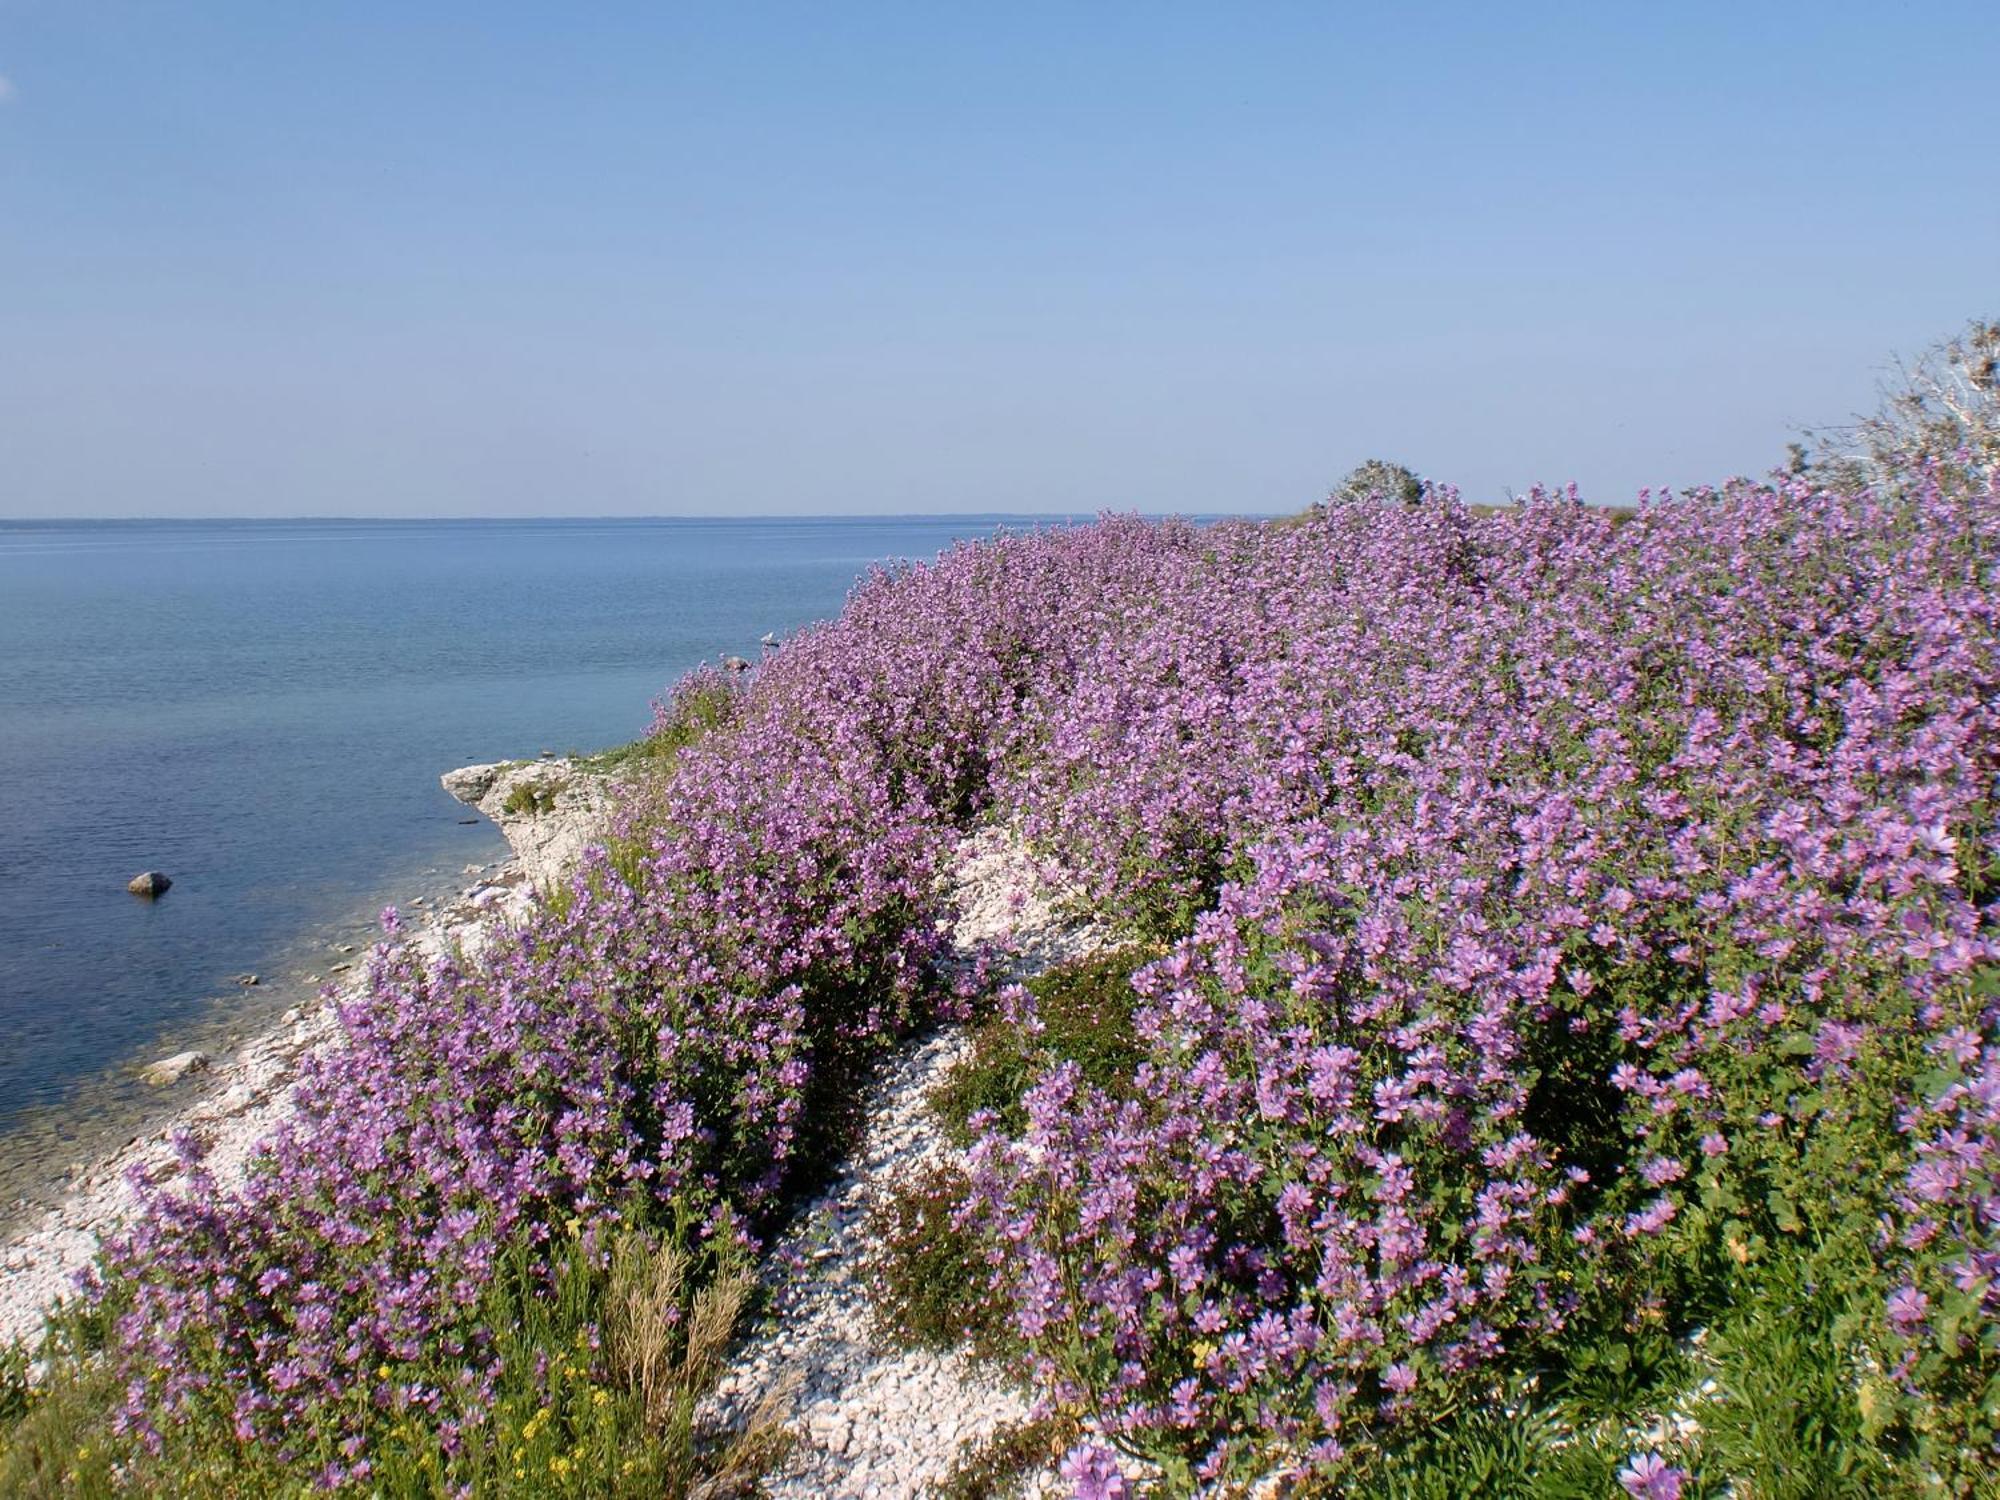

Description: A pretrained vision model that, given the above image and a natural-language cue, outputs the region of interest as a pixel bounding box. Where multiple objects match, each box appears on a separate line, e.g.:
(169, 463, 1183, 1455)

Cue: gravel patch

(700, 1027, 1034, 1498)
(699, 827, 1113, 1499)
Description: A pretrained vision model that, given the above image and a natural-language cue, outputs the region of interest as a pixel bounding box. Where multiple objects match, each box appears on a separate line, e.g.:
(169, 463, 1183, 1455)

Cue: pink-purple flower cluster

(91, 457, 1998, 1490)
(964, 471, 1999, 1485)
(96, 551, 1060, 1471)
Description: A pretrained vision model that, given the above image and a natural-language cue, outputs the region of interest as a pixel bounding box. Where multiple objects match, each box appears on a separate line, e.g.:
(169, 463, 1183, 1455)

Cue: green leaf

(1702, 1181, 1742, 1214)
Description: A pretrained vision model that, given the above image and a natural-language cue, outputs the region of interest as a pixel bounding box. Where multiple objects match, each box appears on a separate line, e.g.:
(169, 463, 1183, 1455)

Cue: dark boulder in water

(127, 871, 172, 897)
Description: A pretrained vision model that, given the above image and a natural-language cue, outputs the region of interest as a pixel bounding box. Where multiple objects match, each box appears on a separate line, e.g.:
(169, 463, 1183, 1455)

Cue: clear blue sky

(2, 3, 1995, 517)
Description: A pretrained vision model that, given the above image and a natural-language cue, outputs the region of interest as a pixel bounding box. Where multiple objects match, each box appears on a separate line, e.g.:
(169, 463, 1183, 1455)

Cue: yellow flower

(376, 1363, 392, 1380)
(592, 1388, 611, 1408)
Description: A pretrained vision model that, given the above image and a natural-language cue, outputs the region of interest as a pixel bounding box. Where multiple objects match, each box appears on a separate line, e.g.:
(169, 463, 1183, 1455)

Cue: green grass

(501, 777, 566, 816)
(929, 950, 1145, 1147)
(0, 1223, 783, 1499)
(1674, 1244, 1921, 1500)
(0, 1285, 130, 1498)
(1319, 1400, 1619, 1500)
(0, 1354, 124, 1498)
(866, 1163, 1014, 1361)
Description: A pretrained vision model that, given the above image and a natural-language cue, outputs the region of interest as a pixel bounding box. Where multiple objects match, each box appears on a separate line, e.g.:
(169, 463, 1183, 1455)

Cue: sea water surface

(0, 516, 1027, 1209)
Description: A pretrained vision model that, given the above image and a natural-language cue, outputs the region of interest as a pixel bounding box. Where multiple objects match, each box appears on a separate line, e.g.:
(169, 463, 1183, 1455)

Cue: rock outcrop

(441, 758, 616, 890)
(140, 1050, 208, 1087)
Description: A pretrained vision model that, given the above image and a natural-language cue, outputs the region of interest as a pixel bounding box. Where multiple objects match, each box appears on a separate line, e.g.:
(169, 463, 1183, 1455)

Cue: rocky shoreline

(0, 761, 1107, 1497)
(0, 758, 600, 1351)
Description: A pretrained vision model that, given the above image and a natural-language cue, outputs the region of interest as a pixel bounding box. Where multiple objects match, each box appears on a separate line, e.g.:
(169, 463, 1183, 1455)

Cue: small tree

(1327, 458, 1424, 508)
(1798, 318, 1999, 486)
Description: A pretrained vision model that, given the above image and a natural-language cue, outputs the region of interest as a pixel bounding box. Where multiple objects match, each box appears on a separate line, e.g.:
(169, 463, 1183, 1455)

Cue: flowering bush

(94, 551, 1069, 1483)
(52, 444, 1999, 1494)
(966, 471, 2000, 1492)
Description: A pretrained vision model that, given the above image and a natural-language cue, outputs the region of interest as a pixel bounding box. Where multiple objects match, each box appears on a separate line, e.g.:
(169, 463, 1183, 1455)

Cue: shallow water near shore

(0, 515, 1029, 1214)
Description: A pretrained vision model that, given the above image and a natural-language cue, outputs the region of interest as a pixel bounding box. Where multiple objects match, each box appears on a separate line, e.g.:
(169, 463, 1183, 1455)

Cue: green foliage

(1323, 1401, 1621, 1500)
(1577, 957, 1995, 1496)
(341, 1222, 766, 1499)
(968, 807, 1998, 1493)
(1297, 1241, 1925, 1500)
(926, 1411, 1079, 1500)
(868, 1164, 1013, 1359)
(502, 776, 566, 816)
(928, 1022, 1024, 1146)
(0, 1356, 123, 1498)
(0, 1223, 778, 1499)
(930, 951, 1144, 1147)
(0, 1284, 133, 1498)
(1689, 1250, 1918, 1500)
(1348, 950, 1979, 1500)
(0, 1340, 27, 1428)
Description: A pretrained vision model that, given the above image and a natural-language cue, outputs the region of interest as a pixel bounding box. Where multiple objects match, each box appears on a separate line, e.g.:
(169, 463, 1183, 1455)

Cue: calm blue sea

(0, 516, 1029, 1208)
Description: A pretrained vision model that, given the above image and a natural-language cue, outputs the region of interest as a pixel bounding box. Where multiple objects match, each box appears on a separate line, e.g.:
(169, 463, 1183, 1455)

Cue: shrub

(867, 1164, 1013, 1359)
(2, 1228, 778, 1498)
(930, 952, 1145, 1147)
(966, 473, 2000, 1492)
(501, 776, 566, 816)
(1803, 316, 2000, 486)
(1329, 457, 1425, 508)
(928, 1411, 1080, 1500)
(92, 581, 999, 1477)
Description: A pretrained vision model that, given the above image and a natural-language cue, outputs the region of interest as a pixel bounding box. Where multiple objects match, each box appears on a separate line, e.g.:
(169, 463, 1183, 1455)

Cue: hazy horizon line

(0, 509, 1283, 525)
